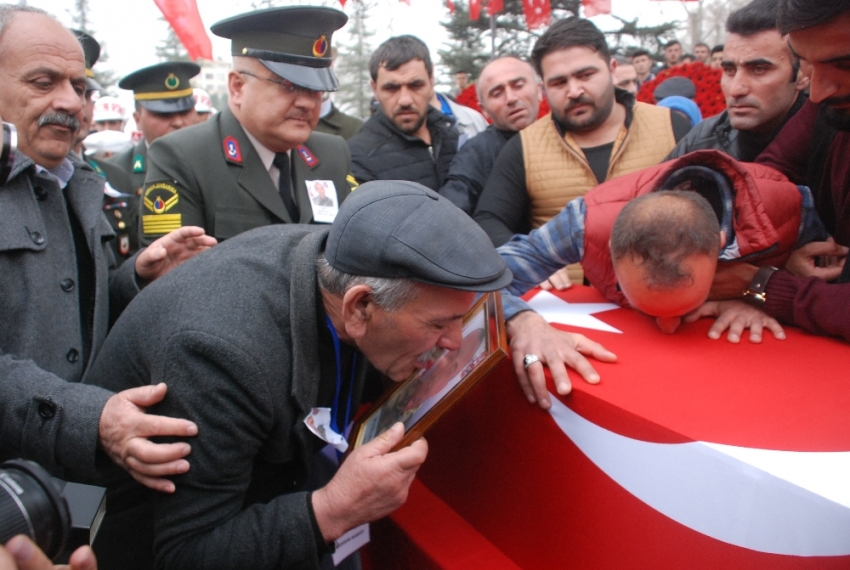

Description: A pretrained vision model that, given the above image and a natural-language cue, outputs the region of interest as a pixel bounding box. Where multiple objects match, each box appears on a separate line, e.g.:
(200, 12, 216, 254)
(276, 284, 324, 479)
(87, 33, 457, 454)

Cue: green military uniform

(88, 156, 140, 264)
(140, 108, 354, 244)
(73, 30, 138, 265)
(109, 61, 199, 253)
(316, 103, 364, 140)
(107, 139, 148, 192)
(140, 4, 354, 246)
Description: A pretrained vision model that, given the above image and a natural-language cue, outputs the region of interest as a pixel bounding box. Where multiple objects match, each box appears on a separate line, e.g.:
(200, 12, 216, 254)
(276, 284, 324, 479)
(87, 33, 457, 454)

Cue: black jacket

(666, 93, 808, 162)
(348, 106, 459, 191)
(439, 125, 515, 215)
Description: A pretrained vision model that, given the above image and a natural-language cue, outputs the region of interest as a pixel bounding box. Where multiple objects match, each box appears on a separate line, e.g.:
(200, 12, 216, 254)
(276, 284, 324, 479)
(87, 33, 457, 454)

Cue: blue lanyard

(325, 315, 357, 436)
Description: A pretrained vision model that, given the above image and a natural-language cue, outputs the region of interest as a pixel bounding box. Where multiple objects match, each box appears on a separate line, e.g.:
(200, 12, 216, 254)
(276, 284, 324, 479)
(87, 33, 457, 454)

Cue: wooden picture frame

(350, 291, 508, 452)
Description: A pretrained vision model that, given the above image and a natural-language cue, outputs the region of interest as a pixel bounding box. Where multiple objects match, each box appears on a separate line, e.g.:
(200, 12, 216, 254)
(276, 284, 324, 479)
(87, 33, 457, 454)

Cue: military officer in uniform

(101, 61, 200, 261)
(69, 31, 136, 266)
(140, 6, 356, 246)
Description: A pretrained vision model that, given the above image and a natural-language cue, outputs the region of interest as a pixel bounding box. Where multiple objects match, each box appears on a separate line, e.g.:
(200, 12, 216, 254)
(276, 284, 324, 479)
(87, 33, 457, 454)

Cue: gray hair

(315, 253, 422, 311)
(0, 4, 52, 43)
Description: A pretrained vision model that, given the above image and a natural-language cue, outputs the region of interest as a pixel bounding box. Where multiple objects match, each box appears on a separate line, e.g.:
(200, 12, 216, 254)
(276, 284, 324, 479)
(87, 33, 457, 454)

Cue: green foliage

(439, 0, 678, 80)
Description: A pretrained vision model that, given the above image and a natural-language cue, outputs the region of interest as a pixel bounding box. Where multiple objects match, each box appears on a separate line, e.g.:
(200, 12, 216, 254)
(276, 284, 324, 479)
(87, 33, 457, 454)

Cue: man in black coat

(0, 5, 214, 494)
(348, 35, 458, 191)
(665, 0, 809, 162)
(85, 182, 512, 569)
(439, 56, 542, 214)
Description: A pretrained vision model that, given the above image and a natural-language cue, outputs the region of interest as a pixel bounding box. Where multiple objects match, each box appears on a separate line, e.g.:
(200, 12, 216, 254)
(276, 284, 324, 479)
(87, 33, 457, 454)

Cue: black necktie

(273, 152, 299, 222)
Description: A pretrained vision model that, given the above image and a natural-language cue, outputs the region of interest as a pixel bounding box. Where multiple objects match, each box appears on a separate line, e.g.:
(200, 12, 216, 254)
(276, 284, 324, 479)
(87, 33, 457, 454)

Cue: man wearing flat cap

(139, 6, 356, 247)
(86, 181, 512, 569)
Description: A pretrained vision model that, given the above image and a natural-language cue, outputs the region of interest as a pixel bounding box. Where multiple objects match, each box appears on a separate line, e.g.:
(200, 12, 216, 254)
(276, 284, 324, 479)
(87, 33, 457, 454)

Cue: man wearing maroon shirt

(694, 0, 850, 342)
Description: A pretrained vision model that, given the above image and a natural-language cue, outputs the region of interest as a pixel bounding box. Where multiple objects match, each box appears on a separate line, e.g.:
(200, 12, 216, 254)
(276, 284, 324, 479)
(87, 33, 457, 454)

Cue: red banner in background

(582, 0, 611, 16)
(487, 0, 504, 16)
(153, 0, 212, 61)
(522, 0, 550, 30)
(470, 0, 482, 20)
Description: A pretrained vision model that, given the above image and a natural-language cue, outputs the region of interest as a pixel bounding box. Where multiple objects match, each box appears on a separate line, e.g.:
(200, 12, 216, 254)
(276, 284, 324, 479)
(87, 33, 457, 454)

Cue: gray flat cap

(326, 181, 512, 292)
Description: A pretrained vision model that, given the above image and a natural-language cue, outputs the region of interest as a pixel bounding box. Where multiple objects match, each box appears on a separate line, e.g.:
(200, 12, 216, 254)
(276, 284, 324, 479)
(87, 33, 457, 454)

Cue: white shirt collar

(35, 157, 75, 189)
(243, 129, 280, 173)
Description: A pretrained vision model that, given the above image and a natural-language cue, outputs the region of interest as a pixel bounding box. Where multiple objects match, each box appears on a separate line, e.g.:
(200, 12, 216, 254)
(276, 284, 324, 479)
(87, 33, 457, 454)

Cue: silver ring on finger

(523, 354, 540, 369)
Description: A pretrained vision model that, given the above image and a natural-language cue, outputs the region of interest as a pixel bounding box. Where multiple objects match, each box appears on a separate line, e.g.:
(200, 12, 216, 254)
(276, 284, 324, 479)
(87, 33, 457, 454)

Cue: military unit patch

(164, 73, 180, 90)
(223, 136, 242, 163)
(297, 145, 319, 168)
(142, 181, 182, 235)
(346, 174, 359, 191)
(133, 154, 145, 173)
(312, 34, 328, 58)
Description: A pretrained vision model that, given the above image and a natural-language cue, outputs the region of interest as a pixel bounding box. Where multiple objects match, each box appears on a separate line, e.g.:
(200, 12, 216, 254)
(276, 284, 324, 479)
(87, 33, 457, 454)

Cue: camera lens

(0, 459, 70, 560)
(1, 122, 16, 186)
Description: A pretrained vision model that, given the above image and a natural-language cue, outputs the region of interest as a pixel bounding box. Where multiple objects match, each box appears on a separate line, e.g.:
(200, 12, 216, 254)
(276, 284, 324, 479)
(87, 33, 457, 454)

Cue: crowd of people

(0, 0, 848, 568)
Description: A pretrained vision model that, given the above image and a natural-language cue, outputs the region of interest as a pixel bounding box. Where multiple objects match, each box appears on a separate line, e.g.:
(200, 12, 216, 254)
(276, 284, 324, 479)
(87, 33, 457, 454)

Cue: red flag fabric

(582, 0, 611, 16)
(470, 0, 482, 20)
(446, 0, 455, 14)
(522, 0, 550, 30)
(338, 0, 347, 6)
(153, 0, 212, 61)
(487, 0, 503, 16)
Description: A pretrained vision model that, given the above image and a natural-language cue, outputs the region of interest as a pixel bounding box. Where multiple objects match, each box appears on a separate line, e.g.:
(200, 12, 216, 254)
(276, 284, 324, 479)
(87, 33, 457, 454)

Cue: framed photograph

(350, 291, 508, 452)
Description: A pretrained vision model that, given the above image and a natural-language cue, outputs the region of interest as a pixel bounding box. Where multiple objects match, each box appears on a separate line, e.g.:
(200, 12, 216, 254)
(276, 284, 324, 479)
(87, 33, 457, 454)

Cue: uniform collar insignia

(223, 136, 243, 163)
(297, 144, 319, 169)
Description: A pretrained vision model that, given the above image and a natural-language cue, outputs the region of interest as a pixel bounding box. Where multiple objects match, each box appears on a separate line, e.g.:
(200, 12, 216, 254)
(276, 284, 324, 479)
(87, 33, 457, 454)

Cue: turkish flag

(153, 0, 212, 61)
(582, 0, 611, 16)
(522, 0, 550, 30)
(469, 0, 482, 20)
(391, 286, 850, 569)
(487, 0, 504, 16)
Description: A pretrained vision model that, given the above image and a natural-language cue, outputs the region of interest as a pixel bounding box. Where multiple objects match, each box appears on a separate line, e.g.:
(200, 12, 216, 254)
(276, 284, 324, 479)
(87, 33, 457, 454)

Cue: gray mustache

(38, 113, 80, 130)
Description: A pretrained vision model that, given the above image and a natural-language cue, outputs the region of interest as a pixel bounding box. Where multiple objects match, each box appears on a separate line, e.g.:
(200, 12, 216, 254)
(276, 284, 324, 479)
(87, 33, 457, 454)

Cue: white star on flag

(526, 290, 622, 334)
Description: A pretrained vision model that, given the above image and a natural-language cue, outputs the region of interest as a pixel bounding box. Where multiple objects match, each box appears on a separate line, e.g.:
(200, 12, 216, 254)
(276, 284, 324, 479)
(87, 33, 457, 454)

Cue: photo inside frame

(355, 300, 490, 446)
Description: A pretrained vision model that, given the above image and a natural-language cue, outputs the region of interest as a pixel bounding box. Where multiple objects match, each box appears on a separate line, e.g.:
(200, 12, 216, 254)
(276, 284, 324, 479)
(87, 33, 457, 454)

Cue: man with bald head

(439, 56, 541, 214)
(498, 151, 827, 409)
(0, 3, 213, 497)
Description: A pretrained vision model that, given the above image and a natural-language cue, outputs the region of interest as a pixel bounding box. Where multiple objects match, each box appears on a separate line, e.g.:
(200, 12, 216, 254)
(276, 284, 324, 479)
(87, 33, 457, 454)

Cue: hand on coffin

(506, 310, 617, 410)
(684, 300, 786, 343)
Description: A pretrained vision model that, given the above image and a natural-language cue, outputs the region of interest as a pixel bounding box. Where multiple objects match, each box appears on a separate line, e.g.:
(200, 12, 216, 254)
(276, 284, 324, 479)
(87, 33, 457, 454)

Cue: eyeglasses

(237, 70, 323, 100)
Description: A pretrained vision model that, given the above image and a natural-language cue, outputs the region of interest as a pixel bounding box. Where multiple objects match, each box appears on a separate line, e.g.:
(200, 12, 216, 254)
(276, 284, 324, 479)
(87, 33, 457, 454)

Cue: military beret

(211, 6, 347, 92)
(119, 61, 200, 114)
(326, 181, 512, 293)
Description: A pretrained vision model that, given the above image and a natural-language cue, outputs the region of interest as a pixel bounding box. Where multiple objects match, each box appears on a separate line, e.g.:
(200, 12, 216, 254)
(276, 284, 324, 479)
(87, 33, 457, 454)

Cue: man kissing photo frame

(350, 291, 508, 452)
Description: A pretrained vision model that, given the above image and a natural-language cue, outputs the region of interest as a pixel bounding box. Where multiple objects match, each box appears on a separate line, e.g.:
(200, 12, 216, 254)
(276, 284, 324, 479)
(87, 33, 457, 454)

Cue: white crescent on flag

(548, 395, 850, 556)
